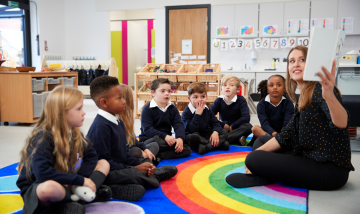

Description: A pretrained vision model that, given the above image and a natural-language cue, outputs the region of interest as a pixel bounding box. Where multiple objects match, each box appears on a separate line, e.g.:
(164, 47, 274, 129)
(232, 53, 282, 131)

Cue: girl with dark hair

(226, 46, 354, 190)
(252, 75, 295, 139)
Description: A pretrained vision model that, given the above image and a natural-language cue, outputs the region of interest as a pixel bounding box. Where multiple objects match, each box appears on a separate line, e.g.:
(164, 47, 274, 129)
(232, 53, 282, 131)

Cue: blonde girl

(16, 86, 111, 214)
(118, 84, 159, 163)
(227, 46, 354, 190)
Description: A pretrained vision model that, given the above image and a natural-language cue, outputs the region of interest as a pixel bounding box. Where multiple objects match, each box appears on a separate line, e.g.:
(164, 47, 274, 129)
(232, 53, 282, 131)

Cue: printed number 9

(290, 39, 295, 46)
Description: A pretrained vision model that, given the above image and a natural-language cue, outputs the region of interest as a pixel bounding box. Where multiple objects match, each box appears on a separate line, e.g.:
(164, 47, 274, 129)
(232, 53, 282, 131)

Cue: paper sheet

(263, 25, 278, 36)
(342, 17, 354, 33)
(188, 61, 197, 64)
(287, 19, 309, 35)
(297, 37, 310, 47)
(198, 61, 207, 64)
(280, 37, 288, 48)
(181, 56, 189, 59)
(174, 53, 181, 57)
(311, 18, 334, 29)
(229, 39, 236, 49)
(240, 25, 254, 36)
(237, 39, 245, 49)
(253, 38, 261, 49)
(189, 55, 197, 59)
(171, 57, 179, 62)
(220, 40, 228, 50)
(288, 37, 297, 48)
(262, 38, 270, 49)
(271, 38, 279, 49)
(179, 60, 188, 64)
(245, 40, 253, 50)
(198, 55, 206, 59)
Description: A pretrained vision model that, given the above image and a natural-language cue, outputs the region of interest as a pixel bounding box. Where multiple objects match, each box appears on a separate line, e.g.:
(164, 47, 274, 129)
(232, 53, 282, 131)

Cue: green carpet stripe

(208, 163, 305, 214)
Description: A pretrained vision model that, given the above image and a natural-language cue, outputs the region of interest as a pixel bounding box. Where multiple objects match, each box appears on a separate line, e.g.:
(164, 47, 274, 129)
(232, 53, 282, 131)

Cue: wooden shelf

(0, 72, 78, 124)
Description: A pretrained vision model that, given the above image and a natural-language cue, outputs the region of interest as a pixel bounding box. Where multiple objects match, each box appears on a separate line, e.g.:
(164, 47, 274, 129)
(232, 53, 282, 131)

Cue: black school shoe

(154, 165, 178, 182)
(185, 134, 201, 146)
(226, 173, 275, 188)
(93, 185, 112, 202)
(152, 158, 161, 167)
(109, 184, 145, 201)
(217, 141, 230, 151)
(56, 202, 85, 214)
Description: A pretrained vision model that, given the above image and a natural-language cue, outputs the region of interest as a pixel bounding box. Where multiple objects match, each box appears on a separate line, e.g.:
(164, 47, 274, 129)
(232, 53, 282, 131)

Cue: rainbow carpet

(0, 146, 308, 214)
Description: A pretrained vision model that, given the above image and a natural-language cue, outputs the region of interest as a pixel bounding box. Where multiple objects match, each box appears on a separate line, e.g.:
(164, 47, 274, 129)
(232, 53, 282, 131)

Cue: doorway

(166, 5, 211, 64)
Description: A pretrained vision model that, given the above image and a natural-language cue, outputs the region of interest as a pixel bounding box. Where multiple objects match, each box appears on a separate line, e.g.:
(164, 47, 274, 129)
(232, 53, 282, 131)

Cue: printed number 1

(273, 40, 277, 47)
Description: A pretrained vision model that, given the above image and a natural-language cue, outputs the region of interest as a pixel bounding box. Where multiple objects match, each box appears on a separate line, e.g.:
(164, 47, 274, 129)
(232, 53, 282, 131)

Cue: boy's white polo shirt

(218, 95, 237, 105)
(150, 99, 173, 112)
(98, 109, 119, 125)
(188, 102, 209, 114)
(265, 94, 286, 107)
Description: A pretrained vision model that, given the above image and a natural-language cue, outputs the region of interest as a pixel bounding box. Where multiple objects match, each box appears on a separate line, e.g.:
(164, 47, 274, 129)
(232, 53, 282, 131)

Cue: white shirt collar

(98, 109, 119, 125)
(150, 99, 173, 112)
(218, 95, 237, 105)
(265, 94, 286, 107)
(188, 102, 209, 114)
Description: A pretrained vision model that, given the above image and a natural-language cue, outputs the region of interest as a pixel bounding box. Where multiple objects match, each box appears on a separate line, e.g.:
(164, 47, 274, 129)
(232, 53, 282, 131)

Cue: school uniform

(247, 83, 354, 190)
(181, 103, 228, 149)
(257, 94, 295, 135)
(211, 95, 252, 145)
(139, 99, 191, 159)
(16, 130, 98, 214)
(86, 109, 159, 188)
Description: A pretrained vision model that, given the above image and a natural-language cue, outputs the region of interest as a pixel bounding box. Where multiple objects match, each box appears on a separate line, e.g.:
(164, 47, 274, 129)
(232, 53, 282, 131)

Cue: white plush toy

(70, 185, 96, 202)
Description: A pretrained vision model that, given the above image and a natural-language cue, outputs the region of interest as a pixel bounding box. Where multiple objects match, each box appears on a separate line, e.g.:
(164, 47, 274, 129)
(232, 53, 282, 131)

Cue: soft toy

(70, 185, 96, 202)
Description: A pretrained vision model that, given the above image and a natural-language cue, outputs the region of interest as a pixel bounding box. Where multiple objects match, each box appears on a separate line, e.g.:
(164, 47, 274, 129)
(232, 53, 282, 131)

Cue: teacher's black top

(274, 82, 354, 171)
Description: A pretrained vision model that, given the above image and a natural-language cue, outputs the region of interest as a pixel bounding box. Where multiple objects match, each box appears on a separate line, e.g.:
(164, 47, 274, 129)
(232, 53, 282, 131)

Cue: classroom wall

(29, 0, 41, 70)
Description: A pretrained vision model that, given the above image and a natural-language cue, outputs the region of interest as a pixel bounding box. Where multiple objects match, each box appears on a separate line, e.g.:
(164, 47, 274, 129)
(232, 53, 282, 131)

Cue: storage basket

(339, 54, 358, 65)
(138, 82, 153, 101)
(32, 78, 46, 91)
(174, 102, 188, 115)
(205, 83, 219, 102)
(158, 64, 184, 82)
(197, 63, 221, 82)
(63, 77, 76, 87)
(138, 63, 164, 82)
(176, 64, 202, 82)
(175, 83, 190, 102)
(47, 77, 61, 84)
(33, 92, 44, 118)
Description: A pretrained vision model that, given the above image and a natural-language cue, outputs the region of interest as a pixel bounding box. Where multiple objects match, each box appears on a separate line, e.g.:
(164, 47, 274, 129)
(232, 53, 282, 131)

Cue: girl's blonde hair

(286, 46, 317, 111)
(19, 86, 87, 178)
(117, 84, 136, 147)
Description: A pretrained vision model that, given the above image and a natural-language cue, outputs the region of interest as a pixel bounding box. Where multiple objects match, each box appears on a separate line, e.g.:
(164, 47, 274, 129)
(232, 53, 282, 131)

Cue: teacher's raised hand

(317, 60, 336, 101)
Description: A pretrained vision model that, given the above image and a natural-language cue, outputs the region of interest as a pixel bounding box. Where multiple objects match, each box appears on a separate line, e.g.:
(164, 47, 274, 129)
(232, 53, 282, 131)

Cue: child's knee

(252, 125, 260, 133)
(96, 159, 110, 175)
(245, 151, 262, 172)
(37, 180, 63, 199)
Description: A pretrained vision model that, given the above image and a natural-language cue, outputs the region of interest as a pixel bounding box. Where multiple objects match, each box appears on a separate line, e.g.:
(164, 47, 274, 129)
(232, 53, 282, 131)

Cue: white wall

(29, 0, 41, 69)
(64, 0, 110, 60)
(155, 8, 165, 63)
(110, 9, 155, 20)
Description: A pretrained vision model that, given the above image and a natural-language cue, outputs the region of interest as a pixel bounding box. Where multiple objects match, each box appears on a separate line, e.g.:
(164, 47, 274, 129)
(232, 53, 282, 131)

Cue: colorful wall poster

(263, 25, 277, 35)
(229, 39, 236, 49)
(271, 38, 279, 49)
(288, 37, 297, 48)
(253, 38, 261, 49)
(287, 19, 309, 35)
(216, 26, 230, 36)
(245, 40, 253, 50)
(280, 37, 288, 48)
(213, 39, 220, 48)
(262, 38, 270, 48)
(240, 26, 254, 36)
(220, 40, 228, 50)
(297, 37, 310, 47)
(342, 17, 354, 33)
(237, 39, 245, 49)
(311, 18, 334, 29)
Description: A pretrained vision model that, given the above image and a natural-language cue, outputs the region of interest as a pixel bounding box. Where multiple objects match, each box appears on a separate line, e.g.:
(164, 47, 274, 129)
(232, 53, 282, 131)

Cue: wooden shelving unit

(0, 72, 78, 125)
(134, 64, 222, 119)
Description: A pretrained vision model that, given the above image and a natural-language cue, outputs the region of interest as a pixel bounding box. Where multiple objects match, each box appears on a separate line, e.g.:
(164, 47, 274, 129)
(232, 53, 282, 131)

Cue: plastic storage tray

(32, 78, 46, 91)
(47, 77, 62, 84)
(339, 54, 358, 64)
(63, 77, 76, 87)
(33, 93, 44, 118)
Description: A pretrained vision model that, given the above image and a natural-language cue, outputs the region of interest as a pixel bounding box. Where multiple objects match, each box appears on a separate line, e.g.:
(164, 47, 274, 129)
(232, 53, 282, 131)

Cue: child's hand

(144, 149, 156, 160)
(165, 135, 176, 146)
(209, 131, 220, 147)
(224, 124, 231, 132)
(135, 162, 156, 176)
(174, 138, 183, 153)
(83, 177, 96, 192)
(195, 101, 205, 115)
(271, 132, 277, 137)
(230, 126, 233, 132)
